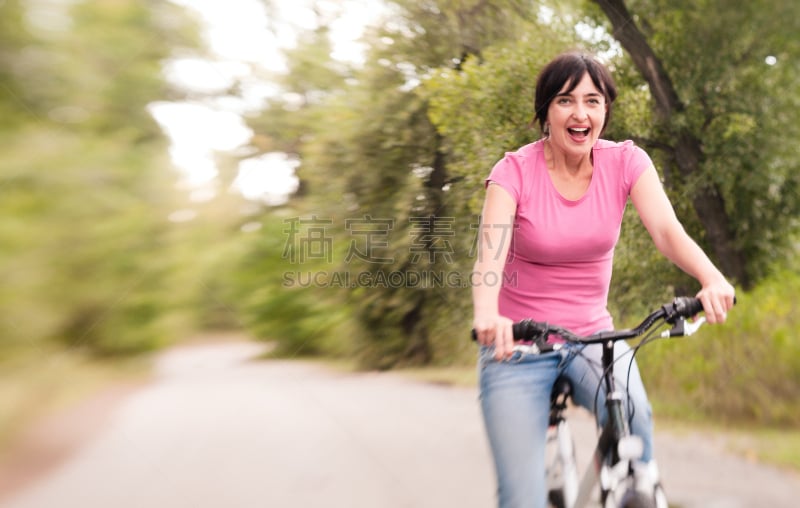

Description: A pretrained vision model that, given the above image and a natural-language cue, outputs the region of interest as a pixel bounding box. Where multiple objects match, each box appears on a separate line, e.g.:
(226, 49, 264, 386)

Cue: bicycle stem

(601, 340, 616, 402)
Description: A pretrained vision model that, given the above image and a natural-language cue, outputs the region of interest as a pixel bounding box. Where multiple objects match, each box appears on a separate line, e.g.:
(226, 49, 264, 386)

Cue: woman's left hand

(696, 278, 736, 324)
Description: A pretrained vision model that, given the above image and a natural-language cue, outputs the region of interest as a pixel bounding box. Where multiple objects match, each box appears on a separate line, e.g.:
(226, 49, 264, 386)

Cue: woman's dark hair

(533, 51, 617, 134)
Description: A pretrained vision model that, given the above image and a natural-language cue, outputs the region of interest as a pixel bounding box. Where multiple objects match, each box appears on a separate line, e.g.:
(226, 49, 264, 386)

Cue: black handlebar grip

(471, 323, 532, 341)
(511, 320, 530, 340)
(472, 321, 544, 342)
(673, 296, 704, 317)
(673, 295, 737, 318)
(513, 319, 548, 340)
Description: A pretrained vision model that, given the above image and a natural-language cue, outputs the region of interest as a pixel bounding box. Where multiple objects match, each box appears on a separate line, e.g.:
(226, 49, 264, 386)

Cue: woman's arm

(630, 166, 736, 323)
(473, 183, 517, 358)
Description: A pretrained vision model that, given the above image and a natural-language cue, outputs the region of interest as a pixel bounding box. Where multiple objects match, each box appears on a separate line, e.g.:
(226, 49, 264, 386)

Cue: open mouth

(567, 127, 590, 139)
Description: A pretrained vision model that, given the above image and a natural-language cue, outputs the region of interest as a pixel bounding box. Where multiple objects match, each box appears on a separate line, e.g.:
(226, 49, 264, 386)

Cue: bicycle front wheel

(546, 420, 579, 508)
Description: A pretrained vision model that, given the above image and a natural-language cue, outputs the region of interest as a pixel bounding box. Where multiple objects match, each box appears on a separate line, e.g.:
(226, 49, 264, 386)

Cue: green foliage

(229, 213, 356, 358)
(639, 270, 800, 426)
(240, 0, 568, 369)
(425, 25, 600, 213)
(0, 0, 210, 356)
(586, 0, 800, 283)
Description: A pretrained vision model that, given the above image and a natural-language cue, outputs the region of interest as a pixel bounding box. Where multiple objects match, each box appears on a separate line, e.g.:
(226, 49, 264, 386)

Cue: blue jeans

(478, 342, 654, 508)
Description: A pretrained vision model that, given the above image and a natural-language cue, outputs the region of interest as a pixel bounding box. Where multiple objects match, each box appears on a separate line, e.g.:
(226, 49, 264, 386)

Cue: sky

(150, 0, 386, 207)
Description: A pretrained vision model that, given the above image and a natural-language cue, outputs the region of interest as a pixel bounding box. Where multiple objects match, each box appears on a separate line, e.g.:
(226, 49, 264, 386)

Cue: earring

(543, 122, 550, 138)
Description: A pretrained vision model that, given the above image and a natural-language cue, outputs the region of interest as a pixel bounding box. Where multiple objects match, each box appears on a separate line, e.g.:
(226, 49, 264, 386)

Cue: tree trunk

(594, 0, 750, 288)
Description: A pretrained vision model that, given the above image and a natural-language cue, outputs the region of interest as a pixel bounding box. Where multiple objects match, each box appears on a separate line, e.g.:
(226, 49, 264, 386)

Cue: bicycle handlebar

(667, 295, 704, 321)
(472, 296, 715, 352)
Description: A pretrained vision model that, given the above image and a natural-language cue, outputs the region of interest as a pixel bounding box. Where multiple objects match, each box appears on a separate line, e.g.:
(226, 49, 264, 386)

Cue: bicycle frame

(514, 297, 711, 508)
(569, 340, 643, 508)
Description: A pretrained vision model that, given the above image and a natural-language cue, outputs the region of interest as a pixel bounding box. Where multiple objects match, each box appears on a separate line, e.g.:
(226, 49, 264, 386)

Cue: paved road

(1, 340, 798, 508)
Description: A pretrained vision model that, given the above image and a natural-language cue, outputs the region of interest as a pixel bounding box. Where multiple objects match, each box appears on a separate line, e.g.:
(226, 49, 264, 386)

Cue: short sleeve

(485, 154, 524, 203)
(622, 141, 653, 192)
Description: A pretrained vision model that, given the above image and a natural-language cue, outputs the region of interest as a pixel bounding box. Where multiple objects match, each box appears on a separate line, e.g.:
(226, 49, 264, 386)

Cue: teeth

(570, 127, 589, 133)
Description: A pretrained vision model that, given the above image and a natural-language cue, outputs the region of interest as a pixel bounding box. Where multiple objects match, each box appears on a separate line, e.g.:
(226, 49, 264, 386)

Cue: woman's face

(546, 72, 607, 158)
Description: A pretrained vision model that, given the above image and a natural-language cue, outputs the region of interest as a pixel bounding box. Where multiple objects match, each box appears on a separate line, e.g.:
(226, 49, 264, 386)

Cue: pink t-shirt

(486, 139, 651, 335)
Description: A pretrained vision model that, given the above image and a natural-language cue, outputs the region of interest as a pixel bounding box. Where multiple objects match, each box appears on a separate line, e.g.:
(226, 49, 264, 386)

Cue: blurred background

(1, 0, 799, 481)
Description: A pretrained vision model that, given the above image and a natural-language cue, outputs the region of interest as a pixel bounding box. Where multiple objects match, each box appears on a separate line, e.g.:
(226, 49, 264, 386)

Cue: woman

(472, 51, 735, 508)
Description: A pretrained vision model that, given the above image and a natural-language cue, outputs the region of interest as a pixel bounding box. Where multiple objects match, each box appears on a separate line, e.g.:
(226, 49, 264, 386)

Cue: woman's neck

(543, 139, 593, 176)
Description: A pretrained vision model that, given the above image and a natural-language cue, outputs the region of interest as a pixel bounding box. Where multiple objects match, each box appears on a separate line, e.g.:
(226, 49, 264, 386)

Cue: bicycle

(475, 296, 713, 508)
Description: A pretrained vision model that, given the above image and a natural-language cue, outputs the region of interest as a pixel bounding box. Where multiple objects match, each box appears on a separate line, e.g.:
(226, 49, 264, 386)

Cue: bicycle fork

(574, 343, 647, 507)
(569, 392, 636, 507)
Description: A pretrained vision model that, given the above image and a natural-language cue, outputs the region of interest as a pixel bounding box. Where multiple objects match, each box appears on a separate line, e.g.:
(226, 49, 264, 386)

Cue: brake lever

(660, 316, 706, 338)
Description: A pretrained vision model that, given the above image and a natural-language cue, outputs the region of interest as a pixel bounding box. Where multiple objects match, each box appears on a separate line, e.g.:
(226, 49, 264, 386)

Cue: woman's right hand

(473, 314, 515, 360)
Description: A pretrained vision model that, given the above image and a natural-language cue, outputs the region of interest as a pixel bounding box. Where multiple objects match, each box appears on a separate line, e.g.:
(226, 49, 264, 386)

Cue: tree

(590, 0, 800, 288)
(0, 0, 205, 354)
(239, 0, 556, 367)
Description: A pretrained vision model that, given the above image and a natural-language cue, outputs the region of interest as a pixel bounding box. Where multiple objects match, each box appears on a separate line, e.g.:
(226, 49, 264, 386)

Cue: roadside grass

(655, 414, 800, 472)
(0, 344, 152, 455)
(724, 427, 800, 471)
(301, 356, 480, 388)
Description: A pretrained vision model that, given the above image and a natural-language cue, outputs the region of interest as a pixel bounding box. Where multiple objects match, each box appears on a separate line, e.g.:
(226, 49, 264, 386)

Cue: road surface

(1, 340, 798, 507)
